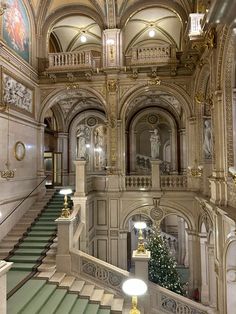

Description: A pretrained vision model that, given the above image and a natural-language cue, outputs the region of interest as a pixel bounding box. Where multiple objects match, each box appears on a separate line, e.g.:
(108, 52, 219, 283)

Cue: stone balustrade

(161, 175, 188, 190)
(48, 51, 95, 70)
(131, 44, 176, 65)
(71, 249, 130, 293)
(149, 281, 215, 314)
(126, 175, 152, 190)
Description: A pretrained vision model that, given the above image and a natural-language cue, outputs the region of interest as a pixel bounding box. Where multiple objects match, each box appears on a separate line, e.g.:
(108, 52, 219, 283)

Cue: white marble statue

(150, 129, 161, 159)
(203, 120, 212, 159)
(77, 125, 86, 159)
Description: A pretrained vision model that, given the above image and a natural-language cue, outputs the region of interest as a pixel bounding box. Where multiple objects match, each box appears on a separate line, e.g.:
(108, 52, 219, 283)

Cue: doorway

(44, 151, 62, 186)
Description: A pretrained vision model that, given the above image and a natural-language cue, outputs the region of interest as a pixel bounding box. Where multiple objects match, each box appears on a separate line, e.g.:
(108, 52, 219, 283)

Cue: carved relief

(3, 72, 33, 115)
(107, 79, 118, 93)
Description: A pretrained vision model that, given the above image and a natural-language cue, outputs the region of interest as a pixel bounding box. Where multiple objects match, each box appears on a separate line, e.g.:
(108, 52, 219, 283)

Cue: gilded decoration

(107, 80, 118, 93)
(2, 71, 34, 117)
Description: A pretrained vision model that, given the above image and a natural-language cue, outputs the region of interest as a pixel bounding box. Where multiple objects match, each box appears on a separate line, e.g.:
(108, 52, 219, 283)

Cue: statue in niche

(76, 125, 87, 159)
(94, 127, 106, 170)
(150, 129, 161, 159)
(203, 119, 212, 159)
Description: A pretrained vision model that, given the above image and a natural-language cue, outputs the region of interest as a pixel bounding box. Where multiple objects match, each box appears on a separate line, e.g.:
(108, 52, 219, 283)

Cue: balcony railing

(48, 51, 97, 70)
(130, 44, 176, 65)
(161, 175, 187, 190)
(126, 175, 152, 190)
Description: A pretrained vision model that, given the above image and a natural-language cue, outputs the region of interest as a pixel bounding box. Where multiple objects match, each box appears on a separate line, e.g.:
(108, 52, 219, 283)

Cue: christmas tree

(146, 228, 184, 295)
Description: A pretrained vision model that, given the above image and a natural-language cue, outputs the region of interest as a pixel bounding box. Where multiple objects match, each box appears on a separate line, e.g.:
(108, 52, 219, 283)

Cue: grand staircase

(0, 190, 124, 314)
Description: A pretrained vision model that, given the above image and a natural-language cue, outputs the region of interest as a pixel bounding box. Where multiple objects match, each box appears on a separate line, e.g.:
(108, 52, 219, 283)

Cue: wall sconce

(59, 188, 73, 218)
(134, 221, 147, 254)
(188, 160, 203, 177)
(229, 167, 236, 184)
(0, 105, 16, 180)
(106, 39, 115, 61)
(122, 278, 147, 314)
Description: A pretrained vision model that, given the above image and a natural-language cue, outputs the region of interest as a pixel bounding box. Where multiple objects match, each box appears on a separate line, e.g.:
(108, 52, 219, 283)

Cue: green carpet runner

(6, 191, 69, 294)
(7, 278, 111, 314)
(6, 191, 111, 313)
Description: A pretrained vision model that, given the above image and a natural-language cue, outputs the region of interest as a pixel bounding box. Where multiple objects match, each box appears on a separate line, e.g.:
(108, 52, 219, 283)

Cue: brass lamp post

(59, 188, 72, 218)
(122, 278, 147, 314)
(134, 222, 147, 254)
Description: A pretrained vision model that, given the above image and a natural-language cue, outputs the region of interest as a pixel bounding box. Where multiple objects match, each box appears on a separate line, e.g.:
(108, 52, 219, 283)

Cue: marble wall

(0, 112, 42, 240)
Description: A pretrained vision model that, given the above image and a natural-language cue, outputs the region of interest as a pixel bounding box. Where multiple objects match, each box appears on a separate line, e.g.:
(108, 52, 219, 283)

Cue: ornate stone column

(179, 128, 187, 173)
(118, 231, 128, 270)
(37, 123, 46, 177)
(187, 231, 201, 296)
(74, 159, 87, 197)
(57, 132, 69, 185)
(170, 129, 178, 173)
(200, 233, 209, 304)
(209, 90, 227, 205)
(103, 29, 122, 68)
(207, 244, 217, 307)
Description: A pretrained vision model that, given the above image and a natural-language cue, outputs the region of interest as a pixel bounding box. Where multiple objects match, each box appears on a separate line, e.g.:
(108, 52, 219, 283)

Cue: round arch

(38, 5, 105, 58)
(121, 201, 194, 232)
(38, 86, 107, 130)
(119, 83, 193, 121)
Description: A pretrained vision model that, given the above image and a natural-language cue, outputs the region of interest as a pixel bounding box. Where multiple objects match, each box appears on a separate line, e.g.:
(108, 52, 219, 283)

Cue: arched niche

(126, 106, 178, 174)
(119, 84, 192, 174)
(68, 110, 107, 177)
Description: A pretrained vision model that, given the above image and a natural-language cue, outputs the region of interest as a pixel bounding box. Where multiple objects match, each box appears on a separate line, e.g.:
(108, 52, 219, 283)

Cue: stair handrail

(149, 281, 216, 314)
(0, 175, 49, 225)
(70, 248, 130, 293)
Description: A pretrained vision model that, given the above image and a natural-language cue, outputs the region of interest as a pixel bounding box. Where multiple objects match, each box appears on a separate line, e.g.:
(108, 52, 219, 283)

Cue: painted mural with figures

(3, 0, 30, 62)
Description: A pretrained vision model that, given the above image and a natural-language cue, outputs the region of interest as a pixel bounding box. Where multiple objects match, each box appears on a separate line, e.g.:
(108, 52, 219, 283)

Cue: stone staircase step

(54, 293, 78, 314)
(11, 262, 38, 271)
(84, 303, 100, 313)
(111, 298, 124, 313)
(80, 284, 95, 299)
(90, 289, 105, 303)
(59, 275, 76, 288)
(14, 248, 44, 256)
(49, 272, 66, 284)
(38, 288, 67, 314)
(38, 263, 56, 272)
(98, 309, 111, 314)
(70, 298, 89, 314)
(42, 256, 55, 264)
(101, 294, 114, 308)
(20, 282, 57, 314)
(7, 279, 46, 314)
(37, 270, 56, 279)
(69, 279, 85, 293)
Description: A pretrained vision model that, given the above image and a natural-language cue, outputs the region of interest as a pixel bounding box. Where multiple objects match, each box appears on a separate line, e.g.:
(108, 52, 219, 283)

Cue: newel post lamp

(134, 222, 147, 254)
(59, 188, 72, 218)
(122, 278, 147, 314)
